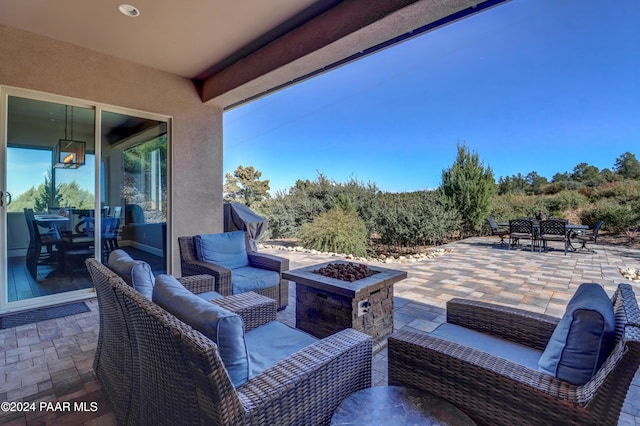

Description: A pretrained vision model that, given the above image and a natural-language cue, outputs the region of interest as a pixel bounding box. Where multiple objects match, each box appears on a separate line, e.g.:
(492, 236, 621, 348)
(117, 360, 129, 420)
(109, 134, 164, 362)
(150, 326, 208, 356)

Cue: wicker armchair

(388, 284, 640, 426)
(86, 258, 278, 425)
(178, 234, 289, 310)
(115, 275, 372, 426)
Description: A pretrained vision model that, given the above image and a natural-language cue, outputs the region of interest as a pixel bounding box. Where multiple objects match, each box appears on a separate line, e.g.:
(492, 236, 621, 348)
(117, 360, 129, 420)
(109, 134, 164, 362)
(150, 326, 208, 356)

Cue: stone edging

(258, 243, 453, 264)
(620, 267, 640, 282)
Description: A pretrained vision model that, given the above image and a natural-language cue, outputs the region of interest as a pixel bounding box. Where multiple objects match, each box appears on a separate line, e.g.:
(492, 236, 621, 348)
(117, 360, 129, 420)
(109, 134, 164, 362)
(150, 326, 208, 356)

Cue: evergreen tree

(614, 152, 640, 179)
(525, 171, 549, 195)
(572, 162, 600, 182)
(34, 169, 61, 212)
(224, 165, 271, 207)
(58, 181, 94, 209)
(440, 143, 495, 233)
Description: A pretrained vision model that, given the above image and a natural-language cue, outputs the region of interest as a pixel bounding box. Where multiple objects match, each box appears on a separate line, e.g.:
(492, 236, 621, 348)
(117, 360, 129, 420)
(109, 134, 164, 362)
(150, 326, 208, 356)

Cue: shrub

(541, 181, 581, 195)
(488, 194, 546, 223)
(543, 190, 589, 214)
(587, 180, 640, 203)
(579, 199, 640, 233)
(375, 191, 459, 247)
(297, 206, 369, 257)
(266, 174, 379, 238)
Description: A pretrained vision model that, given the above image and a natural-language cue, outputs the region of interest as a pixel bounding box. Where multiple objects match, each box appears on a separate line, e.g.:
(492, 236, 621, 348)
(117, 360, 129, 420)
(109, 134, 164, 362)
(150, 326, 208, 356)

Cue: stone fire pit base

(283, 261, 407, 345)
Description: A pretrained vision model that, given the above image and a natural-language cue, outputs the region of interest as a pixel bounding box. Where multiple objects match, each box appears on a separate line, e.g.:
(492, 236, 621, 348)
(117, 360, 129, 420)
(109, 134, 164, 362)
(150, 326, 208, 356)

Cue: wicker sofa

(178, 232, 289, 310)
(86, 257, 372, 425)
(388, 283, 640, 426)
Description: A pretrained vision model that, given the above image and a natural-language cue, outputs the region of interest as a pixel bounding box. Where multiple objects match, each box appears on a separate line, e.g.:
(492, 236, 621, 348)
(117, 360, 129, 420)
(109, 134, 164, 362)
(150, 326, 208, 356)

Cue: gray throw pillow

(152, 274, 250, 387)
(107, 249, 155, 300)
(538, 283, 615, 385)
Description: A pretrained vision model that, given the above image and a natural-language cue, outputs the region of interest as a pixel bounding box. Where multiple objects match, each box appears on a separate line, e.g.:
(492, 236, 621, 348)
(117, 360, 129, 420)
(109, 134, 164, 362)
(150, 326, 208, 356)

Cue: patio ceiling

(0, 0, 508, 108)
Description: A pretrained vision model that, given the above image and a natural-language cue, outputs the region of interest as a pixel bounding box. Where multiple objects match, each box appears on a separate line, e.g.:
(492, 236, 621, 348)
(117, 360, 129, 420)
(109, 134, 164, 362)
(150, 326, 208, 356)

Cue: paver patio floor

(270, 236, 640, 425)
(1, 236, 639, 424)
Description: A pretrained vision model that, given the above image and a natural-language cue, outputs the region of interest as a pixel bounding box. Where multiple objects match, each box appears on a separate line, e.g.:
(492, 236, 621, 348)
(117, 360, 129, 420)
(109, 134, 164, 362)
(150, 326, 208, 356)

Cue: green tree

(440, 143, 495, 233)
(497, 174, 527, 195)
(552, 171, 571, 183)
(34, 169, 61, 212)
(599, 168, 621, 183)
(614, 152, 640, 179)
(8, 171, 94, 212)
(58, 181, 94, 209)
(224, 165, 271, 207)
(572, 162, 599, 182)
(525, 171, 549, 195)
(8, 186, 42, 213)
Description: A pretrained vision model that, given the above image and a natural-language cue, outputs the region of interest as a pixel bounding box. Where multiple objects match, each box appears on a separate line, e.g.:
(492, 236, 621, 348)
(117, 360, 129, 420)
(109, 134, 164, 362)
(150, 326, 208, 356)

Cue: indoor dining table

(32, 214, 70, 277)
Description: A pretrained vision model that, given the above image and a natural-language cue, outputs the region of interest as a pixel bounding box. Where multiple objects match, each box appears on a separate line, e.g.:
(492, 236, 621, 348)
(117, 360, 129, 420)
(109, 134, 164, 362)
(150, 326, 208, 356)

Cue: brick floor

(1, 236, 639, 425)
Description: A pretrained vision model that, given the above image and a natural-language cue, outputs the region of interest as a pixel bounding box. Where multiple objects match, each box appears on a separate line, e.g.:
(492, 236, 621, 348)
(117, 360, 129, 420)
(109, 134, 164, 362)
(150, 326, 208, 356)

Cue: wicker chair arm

(447, 298, 559, 350)
(210, 292, 277, 332)
(182, 261, 233, 296)
(247, 252, 289, 272)
(389, 329, 579, 399)
(238, 328, 372, 425)
(176, 274, 215, 294)
(388, 329, 595, 426)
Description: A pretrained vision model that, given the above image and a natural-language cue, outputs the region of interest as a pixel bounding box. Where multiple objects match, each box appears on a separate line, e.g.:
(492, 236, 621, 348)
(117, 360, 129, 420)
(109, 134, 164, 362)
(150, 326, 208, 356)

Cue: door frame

(0, 85, 172, 314)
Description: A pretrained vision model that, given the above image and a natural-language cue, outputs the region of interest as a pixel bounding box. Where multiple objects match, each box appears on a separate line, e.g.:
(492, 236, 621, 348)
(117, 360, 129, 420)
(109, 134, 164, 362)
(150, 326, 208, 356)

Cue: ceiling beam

(200, 0, 508, 109)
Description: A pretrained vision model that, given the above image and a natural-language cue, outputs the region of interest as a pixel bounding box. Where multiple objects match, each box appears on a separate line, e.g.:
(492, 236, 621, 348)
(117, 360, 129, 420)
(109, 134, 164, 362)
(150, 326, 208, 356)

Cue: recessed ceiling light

(118, 4, 140, 17)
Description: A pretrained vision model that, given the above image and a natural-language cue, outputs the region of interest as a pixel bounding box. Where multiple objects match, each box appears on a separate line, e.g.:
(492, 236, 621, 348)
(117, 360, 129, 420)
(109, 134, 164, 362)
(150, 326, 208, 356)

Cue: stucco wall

(0, 25, 223, 274)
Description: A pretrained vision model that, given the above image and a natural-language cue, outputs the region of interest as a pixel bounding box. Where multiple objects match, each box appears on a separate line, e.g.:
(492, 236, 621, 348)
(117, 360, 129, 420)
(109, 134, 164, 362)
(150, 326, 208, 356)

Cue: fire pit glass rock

(313, 262, 379, 282)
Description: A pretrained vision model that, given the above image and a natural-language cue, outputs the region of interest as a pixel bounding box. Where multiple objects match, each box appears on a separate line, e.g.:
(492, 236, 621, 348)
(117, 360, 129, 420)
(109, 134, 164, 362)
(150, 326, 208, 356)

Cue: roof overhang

(200, 0, 510, 109)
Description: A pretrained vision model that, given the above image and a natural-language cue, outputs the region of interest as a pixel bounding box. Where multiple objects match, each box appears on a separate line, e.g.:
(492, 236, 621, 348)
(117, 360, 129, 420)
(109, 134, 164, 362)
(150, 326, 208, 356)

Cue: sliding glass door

(1, 88, 170, 313)
(3, 95, 95, 307)
(100, 110, 168, 274)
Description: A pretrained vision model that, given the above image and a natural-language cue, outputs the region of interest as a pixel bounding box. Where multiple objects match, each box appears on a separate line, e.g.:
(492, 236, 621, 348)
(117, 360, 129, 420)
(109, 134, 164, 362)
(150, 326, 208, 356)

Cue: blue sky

(7, 147, 95, 197)
(223, 0, 639, 194)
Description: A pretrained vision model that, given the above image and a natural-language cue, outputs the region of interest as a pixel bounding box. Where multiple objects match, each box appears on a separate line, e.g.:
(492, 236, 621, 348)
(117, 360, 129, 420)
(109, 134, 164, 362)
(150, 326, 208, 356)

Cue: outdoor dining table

(498, 220, 589, 252)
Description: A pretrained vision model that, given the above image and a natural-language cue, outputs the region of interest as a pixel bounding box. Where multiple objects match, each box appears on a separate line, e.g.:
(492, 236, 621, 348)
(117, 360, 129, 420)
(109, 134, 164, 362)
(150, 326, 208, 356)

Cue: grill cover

(223, 202, 268, 252)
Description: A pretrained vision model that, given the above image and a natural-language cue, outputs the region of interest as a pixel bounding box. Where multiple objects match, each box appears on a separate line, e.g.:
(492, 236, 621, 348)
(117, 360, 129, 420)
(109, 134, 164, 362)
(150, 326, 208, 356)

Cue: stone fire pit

(283, 261, 407, 344)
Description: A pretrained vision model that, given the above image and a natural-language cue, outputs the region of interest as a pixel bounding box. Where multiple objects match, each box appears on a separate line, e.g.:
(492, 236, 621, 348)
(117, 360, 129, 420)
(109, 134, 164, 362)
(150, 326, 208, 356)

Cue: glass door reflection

(4, 96, 95, 302)
(100, 111, 167, 274)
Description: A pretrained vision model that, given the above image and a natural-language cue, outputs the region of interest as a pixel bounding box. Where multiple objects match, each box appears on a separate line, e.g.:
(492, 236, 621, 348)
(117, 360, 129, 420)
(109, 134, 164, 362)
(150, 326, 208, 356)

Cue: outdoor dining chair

(486, 217, 508, 246)
(575, 221, 604, 253)
(539, 219, 568, 255)
(508, 219, 535, 251)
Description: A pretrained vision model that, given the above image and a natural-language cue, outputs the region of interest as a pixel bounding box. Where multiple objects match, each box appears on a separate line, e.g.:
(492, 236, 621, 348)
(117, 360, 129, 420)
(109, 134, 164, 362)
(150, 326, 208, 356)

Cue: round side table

(331, 386, 476, 426)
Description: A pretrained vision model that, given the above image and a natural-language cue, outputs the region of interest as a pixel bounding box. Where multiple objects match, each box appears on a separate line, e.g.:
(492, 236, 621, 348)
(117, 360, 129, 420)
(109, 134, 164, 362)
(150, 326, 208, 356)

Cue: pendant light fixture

(53, 105, 85, 169)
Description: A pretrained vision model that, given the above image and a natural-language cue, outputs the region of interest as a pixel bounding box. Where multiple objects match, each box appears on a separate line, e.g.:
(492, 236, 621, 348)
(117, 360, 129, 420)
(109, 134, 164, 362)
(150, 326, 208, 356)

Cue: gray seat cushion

(152, 274, 250, 387)
(430, 323, 542, 371)
(108, 249, 155, 299)
(511, 232, 532, 238)
(538, 283, 615, 385)
(245, 321, 318, 378)
(232, 266, 280, 294)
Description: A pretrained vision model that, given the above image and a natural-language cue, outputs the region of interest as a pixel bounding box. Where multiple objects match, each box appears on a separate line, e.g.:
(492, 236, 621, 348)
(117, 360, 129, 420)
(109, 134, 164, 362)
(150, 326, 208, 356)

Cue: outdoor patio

(1, 236, 639, 425)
